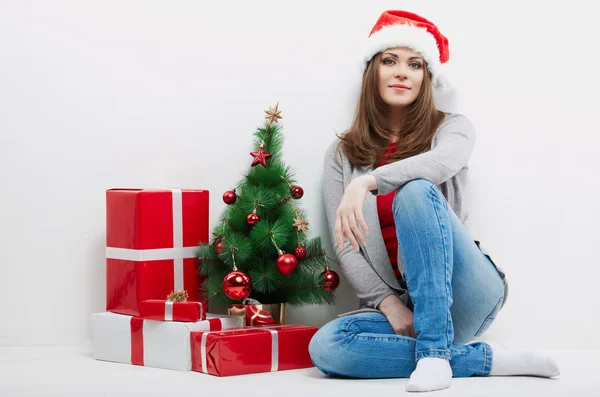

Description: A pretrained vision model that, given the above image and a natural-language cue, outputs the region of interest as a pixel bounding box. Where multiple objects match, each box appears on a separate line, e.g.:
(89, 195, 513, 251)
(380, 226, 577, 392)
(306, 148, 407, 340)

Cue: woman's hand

(334, 176, 374, 251)
(378, 295, 417, 338)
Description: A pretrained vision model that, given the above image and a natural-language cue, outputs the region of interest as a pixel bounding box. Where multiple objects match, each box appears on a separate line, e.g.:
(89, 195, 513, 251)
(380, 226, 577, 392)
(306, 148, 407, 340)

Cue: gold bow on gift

(167, 290, 189, 302)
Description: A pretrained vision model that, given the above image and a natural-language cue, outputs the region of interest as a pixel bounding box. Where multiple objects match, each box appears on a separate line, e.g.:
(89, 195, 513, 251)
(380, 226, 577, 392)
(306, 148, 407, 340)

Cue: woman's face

(377, 46, 425, 108)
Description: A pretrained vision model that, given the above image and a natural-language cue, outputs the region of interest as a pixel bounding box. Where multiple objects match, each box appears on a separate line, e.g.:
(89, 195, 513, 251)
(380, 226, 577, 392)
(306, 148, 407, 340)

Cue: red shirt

(376, 142, 402, 279)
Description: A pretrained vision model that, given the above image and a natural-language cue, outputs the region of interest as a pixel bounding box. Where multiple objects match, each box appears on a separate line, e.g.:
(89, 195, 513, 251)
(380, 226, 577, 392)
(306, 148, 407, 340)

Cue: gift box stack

(92, 188, 318, 376)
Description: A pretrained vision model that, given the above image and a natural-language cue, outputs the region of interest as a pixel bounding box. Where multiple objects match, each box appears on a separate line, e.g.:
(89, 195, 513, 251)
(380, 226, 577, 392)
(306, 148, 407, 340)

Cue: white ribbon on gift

(200, 325, 291, 374)
(171, 188, 184, 291)
(165, 301, 174, 321)
(106, 188, 193, 292)
(268, 329, 278, 372)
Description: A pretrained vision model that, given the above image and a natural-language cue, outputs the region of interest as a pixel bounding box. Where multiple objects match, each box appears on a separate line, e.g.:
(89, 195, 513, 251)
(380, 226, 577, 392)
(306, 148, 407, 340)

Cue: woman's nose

(394, 65, 409, 79)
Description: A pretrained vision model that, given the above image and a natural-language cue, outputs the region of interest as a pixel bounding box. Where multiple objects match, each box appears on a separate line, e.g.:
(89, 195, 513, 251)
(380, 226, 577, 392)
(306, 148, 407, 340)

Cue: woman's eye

(383, 58, 395, 65)
(409, 62, 422, 69)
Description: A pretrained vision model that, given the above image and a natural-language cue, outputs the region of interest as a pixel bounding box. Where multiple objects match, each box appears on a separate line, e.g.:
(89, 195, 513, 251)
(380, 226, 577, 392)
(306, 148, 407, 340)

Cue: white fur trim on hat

(361, 24, 451, 91)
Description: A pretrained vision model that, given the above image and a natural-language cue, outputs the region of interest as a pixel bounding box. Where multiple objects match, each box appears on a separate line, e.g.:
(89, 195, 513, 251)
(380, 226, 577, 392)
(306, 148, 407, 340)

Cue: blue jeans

(309, 179, 506, 378)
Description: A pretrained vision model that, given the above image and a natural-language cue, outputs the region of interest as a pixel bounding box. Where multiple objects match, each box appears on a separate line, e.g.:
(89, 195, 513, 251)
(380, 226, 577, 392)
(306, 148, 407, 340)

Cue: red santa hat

(361, 10, 451, 90)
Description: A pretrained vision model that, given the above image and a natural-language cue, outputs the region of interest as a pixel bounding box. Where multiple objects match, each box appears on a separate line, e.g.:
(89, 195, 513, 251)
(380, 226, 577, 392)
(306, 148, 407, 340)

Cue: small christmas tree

(197, 104, 340, 307)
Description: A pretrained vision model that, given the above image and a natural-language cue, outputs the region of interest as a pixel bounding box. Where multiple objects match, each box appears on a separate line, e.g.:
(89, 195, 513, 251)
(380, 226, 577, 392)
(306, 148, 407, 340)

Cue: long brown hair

(337, 51, 446, 167)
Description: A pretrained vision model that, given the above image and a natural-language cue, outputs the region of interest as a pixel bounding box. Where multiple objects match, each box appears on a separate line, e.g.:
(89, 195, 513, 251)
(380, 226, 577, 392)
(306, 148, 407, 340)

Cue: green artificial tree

(197, 104, 340, 308)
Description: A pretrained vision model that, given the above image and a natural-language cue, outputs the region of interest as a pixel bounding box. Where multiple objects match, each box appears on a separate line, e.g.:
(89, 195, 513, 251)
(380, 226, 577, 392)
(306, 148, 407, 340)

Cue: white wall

(1, 1, 598, 350)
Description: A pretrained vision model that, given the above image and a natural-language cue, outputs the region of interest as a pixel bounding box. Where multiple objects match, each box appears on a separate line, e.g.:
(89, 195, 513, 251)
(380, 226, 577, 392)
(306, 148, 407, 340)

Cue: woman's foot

(406, 357, 452, 392)
(488, 342, 560, 377)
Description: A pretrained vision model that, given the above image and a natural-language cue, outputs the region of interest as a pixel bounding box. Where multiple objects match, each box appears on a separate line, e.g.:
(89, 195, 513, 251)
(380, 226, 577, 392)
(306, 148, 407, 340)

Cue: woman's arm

(369, 114, 476, 195)
(322, 140, 406, 309)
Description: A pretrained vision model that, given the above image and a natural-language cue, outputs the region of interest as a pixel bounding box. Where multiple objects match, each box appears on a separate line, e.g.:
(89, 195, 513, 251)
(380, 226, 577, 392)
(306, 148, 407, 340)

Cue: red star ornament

(250, 145, 272, 167)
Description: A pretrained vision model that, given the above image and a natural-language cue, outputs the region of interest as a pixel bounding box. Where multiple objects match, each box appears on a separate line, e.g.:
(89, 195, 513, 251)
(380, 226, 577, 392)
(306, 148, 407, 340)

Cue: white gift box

(92, 312, 244, 371)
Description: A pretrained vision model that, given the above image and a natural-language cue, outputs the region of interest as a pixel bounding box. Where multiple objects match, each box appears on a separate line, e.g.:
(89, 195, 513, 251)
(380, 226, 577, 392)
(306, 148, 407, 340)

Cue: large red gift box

(191, 324, 317, 376)
(106, 188, 209, 317)
(92, 312, 243, 371)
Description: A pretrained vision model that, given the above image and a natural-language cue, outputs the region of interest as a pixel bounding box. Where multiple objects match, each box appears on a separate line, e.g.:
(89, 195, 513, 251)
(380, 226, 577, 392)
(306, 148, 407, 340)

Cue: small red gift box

(191, 324, 317, 376)
(139, 299, 206, 322)
(106, 188, 209, 317)
(227, 304, 277, 326)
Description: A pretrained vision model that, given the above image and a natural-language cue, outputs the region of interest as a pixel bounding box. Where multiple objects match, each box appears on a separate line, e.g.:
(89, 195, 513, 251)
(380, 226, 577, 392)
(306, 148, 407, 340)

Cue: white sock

(406, 357, 452, 392)
(488, 342, 560, 377)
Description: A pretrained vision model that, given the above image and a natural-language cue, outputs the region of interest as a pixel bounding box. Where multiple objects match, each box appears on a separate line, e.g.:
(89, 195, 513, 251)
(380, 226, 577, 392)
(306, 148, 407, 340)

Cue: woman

(309, 10, 560, 392)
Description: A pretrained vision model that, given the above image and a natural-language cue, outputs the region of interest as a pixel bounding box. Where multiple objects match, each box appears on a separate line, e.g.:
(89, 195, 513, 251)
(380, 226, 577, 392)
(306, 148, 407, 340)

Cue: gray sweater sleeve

(369, 114, 476, 195)
(322, 141, 400, 309)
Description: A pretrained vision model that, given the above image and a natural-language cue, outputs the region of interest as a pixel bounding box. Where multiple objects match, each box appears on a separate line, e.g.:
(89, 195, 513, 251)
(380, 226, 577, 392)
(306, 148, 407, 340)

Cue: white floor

(0, 347, 598, 397)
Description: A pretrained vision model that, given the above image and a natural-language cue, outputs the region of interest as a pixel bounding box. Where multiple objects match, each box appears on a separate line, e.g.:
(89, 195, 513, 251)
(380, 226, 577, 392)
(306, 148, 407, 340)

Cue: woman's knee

(473, 294, 504, 337)
(308, 318, 344, 372)
(308, 326, 328, 365)
(452, 292, 505, 345)
(392, 179, 436, 211)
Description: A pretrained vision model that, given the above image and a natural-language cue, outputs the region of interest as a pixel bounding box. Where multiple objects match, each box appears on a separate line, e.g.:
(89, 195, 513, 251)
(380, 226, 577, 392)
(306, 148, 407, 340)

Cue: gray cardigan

(322, 113, 508, 316)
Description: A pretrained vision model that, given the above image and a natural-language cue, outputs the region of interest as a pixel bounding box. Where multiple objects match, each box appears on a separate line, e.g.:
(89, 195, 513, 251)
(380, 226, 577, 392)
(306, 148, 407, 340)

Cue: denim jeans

(309, 179, 506, 378)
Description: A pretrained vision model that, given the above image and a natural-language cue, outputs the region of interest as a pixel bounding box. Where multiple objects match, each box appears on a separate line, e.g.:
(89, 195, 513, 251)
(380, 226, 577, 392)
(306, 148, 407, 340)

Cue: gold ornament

(293, 216, 309, 233)
(265, 103, 282, 126)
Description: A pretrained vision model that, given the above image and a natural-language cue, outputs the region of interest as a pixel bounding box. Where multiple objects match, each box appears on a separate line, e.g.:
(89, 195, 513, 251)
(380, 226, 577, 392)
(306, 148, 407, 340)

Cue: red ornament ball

(223, 271, 252, 300)
(291, 185, 304, 199)
(276, 253, 298, 275)
(246, 213, 260, 225)
(215, 242, 226, 254)
(322, 268, 340, 292)
(293, 246, 307, 260)
(223, 190, 237, 205)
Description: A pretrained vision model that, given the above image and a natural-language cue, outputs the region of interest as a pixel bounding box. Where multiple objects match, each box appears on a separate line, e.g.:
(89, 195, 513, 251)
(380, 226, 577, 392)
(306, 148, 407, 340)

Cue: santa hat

(361, 10, 451, 91)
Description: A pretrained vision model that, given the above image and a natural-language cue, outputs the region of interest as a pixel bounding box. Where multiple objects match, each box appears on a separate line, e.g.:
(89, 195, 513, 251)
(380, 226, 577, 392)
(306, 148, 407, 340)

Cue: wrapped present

(227, 303, 278, 326)
(191, 324, 317, 376)
(139, 299, 206, 322)
(92, 312, 243, 371)
(105, 188, 209, 317)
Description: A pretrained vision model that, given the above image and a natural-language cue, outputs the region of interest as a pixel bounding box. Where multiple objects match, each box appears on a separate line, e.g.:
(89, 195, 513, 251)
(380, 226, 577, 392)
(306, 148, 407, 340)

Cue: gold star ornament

(293, 216, 309, 233)
(265, 103, 282, 126)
